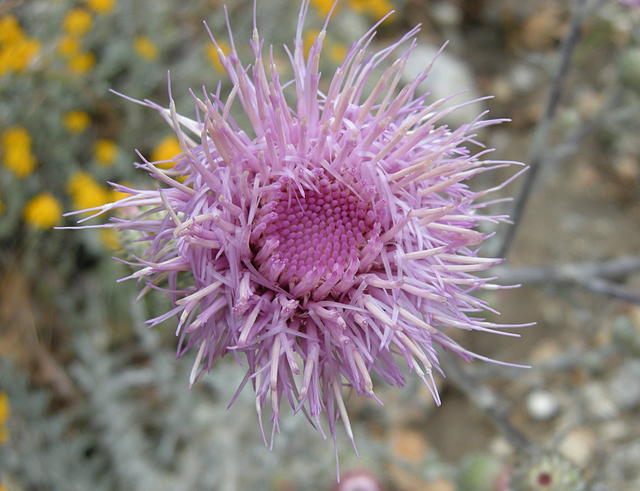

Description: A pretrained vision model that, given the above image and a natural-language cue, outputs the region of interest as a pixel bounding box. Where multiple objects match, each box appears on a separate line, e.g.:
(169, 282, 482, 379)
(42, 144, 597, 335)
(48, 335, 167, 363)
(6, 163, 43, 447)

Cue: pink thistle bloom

(68, 1, 529, 450)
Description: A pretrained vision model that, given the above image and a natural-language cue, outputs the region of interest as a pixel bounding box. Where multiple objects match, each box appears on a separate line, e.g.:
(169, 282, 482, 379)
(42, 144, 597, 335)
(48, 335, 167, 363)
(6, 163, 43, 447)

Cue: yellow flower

(1, 126, 36, 177)
(3, 146, 37, 177)
(1, 126, 31, 148)
(0, 16, 40, 76)
(311, 0, 339, 16)
(94, 139, 117, 166)
(151, 136, 182, 169)
(134, 36, 158, 61)
(0, 37, 40, 74)
(23, 193, 62, 229)
(58, 35, 81, 57)
(349, 0, 394, 20)
(206, 40, 230, 73)
(0, 392, 9, 423)
(0, 49, 12, 77)
(63, 9, 93, 36)
(67, 172, 111, 210)
(304, 29, 321, 59)
(0, 16, 24, 45)
(63, 111, 90, 133)
(88, 0, 116, 14)
(0, 391, 9, 444)
(99, 228, 120, 250)
(329, 42, 347, 64)
(68, 51, 95, 74)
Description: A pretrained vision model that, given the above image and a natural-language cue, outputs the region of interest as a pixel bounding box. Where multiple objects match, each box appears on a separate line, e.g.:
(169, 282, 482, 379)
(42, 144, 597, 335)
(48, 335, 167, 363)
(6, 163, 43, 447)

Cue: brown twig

(493, 256, 640, 284)
(498, 0, 589, 258)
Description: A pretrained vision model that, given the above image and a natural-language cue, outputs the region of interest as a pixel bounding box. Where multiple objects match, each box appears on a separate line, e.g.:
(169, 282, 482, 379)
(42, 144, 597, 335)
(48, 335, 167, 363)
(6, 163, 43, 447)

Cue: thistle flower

(69, 1, 528, 449)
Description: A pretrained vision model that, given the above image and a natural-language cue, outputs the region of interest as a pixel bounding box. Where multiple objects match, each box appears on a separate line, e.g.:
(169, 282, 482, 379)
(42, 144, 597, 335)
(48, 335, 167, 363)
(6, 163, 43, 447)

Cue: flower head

(1, 126, 36, 177)
(63, 111, 90, 133)
(0, 16, 39, 76)
(24, 192, 62, 229)
(0, 391, 9, 444)
(88, 0, 116, 15)
(72, 1, 527, 448)
(67, 172, 111, 210)
(63, 9, 93, 37)
(134, 36, 159, 61)
(68, 52, 96, 75)
(94, 139, 118, 166)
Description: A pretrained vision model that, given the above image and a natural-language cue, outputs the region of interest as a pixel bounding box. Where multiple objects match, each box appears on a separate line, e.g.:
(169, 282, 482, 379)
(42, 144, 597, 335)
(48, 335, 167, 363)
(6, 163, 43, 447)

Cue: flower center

(252, 175, 380, 298)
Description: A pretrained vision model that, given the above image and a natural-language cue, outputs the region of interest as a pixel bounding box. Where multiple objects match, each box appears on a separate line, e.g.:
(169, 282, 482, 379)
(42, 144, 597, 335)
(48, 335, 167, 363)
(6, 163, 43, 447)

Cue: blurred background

(1, 0, 639, 489)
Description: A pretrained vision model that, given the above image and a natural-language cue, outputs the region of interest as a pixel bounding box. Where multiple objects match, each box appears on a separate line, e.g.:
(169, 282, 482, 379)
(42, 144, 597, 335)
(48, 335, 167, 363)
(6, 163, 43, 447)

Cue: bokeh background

(1, 0, 640, 489)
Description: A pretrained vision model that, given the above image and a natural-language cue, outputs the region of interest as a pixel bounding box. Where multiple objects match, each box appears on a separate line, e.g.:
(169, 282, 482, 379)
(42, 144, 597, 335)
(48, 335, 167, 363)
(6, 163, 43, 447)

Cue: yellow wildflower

(304, 29, 320, 59)
(3, 147, 36, 177)
(88, 0, 116, 14)
(349, 0, 394, 20)
(0, 16, 24, 45)
(134, 36, 158, 61)
(63, 111, 90, 133)
(0, 392, 8, 423)
(94, 139, 117, 166)
(68, 51, 95, 74)
(329, 42, 347, 64)
(23, 193, 62, 229)
(63, 9, 93, 36)
(99, 228, 120, 250)
(8, 38, 40, 72)
(1, 126, 31, 148)
(1, 126, 36, 177)
(311, 0, 339, 16)
(0, 39, 39, 74)
(0, 391, 8, 444)
(67, 172, 111, 210)
(58, 35, 81, 57)
(0, 50, 11, 77)
(206, 40, 230, 73)
(0, 16, 40, 76)
(151, 136, 182, 169)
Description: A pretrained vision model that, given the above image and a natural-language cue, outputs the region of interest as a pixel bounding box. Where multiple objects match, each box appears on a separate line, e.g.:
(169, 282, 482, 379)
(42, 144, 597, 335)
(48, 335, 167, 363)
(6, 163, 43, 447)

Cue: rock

(402, 44, 483, 128)
(608, 360, 640, 410)
(509, 64, 537, 93)
(580, 383, 618, 420)
(431, 2, 462, 28)
(601, 420, 627, 442)
(529, 341, 562, 363)
(559, 427, 597, 467)
(390, 427, 429, 463)
(526, 389, 559, 421)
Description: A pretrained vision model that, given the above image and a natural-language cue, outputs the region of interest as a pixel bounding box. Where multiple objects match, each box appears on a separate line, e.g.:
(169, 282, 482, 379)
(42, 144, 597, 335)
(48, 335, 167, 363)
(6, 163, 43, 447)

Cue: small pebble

(526, 389, 559, 420)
